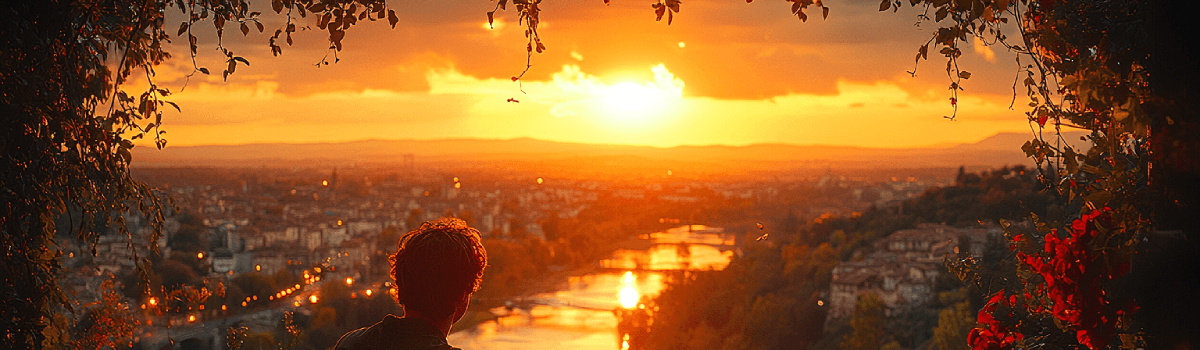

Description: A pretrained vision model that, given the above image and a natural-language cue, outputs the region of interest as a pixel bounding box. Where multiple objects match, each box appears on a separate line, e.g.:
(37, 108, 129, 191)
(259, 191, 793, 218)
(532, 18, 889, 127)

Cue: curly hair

(388, 218, 487, 319)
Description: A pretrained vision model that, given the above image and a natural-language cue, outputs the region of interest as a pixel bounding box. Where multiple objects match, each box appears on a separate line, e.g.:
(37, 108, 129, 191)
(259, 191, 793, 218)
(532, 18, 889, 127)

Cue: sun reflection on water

(618, 271, 640, 309)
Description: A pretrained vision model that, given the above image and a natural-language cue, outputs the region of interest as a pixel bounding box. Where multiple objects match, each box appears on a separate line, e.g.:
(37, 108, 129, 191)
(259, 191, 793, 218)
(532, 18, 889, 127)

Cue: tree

(1, 1, 401, 348)
(932, 300, 974, 350)
(840, 293, 885, 350)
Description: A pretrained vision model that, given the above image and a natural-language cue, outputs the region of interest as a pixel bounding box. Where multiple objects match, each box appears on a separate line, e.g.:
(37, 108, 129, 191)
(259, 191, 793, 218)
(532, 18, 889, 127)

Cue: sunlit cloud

(974, 39, 996, 62)
(148, 60, 1025, 148)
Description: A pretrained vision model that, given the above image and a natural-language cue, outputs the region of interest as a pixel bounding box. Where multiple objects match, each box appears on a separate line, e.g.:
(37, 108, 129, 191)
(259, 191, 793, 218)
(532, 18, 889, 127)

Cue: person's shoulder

(334, 325, 375, 350)
(335, 315, 459, 350)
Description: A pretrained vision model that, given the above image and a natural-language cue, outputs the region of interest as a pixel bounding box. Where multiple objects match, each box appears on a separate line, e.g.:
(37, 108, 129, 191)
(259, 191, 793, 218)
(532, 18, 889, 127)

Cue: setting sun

(597, 64, 683, 130)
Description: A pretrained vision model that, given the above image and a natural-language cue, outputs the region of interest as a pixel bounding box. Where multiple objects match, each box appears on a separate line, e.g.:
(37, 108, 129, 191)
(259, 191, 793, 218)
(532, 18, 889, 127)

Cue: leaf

(487, 11, 495, 27)
(234, 57, 250, 66)
(177, 22, 189, 36)
(879, 0, 890, 11)
(1021, 140, 1036, 157)
(388, 10, 399, 28)
(256, 22, 264, 33)
(822, 6, 829, 19)
(1063, 146, 1079, 174)
(240, 23, 250, 35)
(936, 7, 948, 21)
(792, 1, 802, 14)
(958, 71, 971, 79)
(198, 67, 209, 74)
(667, 0, 680, 13)
(330, 29, 345, 49)
(272, 0, 283, 13)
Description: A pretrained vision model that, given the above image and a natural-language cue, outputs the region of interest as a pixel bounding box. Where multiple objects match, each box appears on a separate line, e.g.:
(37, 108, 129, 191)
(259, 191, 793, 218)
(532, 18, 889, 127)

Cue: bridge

(137, 308, 285, 350)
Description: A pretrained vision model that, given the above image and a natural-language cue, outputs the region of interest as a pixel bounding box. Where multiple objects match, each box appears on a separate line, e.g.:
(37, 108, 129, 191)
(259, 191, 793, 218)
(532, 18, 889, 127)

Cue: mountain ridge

(132, 132, 1085, 168)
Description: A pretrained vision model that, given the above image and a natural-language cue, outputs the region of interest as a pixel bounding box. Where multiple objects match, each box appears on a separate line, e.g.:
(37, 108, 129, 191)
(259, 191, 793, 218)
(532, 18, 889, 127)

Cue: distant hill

(131, 132, 1084, 169)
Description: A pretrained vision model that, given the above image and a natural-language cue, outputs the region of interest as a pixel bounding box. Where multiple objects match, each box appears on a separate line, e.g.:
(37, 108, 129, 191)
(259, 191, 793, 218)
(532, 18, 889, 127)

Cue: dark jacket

(334, 315, 458, 350)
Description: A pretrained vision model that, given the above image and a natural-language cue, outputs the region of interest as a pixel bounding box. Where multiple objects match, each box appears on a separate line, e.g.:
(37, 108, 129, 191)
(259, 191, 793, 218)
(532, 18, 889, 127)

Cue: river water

(449, 225, 735, 350)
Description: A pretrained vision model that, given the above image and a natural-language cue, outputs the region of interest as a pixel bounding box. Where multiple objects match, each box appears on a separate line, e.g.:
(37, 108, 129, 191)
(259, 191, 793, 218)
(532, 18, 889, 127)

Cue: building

(827, 224, 997, 320)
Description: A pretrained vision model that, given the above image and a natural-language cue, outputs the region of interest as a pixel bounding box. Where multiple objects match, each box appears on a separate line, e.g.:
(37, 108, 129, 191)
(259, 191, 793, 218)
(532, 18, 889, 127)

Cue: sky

(141, 0, 1035, 149)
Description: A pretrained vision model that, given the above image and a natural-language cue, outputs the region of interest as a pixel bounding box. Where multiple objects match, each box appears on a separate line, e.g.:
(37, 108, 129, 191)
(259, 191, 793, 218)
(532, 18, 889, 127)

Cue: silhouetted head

(389, 218, 488, 322)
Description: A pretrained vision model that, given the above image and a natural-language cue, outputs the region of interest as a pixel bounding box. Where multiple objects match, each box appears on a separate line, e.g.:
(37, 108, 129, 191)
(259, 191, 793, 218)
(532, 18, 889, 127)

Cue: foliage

(66, 280, 136, 350)
(840, 293, 885, 350)
(932, 292, 975, 350)
(1, 1, 402, 348)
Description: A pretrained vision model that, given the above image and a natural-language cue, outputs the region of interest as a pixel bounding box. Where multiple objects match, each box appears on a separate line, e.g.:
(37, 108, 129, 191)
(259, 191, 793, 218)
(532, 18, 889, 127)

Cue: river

(449, 225, 735, 350)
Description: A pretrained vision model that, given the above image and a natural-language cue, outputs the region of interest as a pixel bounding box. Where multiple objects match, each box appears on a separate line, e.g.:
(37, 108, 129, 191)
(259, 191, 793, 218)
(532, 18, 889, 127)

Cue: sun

(602, 82, 669, 125)
(596, 64, 684, 129)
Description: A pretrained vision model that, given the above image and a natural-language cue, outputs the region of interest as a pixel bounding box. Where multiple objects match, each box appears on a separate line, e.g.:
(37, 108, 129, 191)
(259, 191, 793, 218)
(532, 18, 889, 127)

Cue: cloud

(974, 39, 997, 62)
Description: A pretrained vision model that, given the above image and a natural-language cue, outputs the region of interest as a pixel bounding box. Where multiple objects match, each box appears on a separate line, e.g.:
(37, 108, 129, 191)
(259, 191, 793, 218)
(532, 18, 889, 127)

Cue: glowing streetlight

(148, 297, 158, 306)
(196, 252, 204, 259)
(188, 315, 196, 323)
(322, 180, 329, 187)
(255, 264, 261, 272)
(345, 277, 354, 286)
(536, 177, 544, 184)
(309, 295, 319, 304)
(365, 289, 373, 297)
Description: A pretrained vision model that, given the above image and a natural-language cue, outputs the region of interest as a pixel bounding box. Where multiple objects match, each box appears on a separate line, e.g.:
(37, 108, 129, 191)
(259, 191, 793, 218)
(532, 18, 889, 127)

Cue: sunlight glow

(598, 65, 684, 128)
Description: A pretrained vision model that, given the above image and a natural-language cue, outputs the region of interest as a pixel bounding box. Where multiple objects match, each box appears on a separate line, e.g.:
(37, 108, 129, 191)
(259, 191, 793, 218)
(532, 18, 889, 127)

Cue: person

(335, 218, 488, 350)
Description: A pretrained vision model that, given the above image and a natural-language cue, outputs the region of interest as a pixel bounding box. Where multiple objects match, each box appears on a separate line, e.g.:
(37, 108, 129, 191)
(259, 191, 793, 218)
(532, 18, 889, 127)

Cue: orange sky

(141, 0, 1034, 149)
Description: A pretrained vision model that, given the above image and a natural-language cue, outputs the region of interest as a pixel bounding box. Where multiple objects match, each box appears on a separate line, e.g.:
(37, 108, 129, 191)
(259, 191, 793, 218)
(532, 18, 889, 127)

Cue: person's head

(389, 218, 487, 323)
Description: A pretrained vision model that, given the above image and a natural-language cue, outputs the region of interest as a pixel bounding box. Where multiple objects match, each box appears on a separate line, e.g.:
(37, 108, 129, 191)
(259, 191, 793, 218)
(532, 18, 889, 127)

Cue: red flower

(970, 293, 1024, 350)
(1015, 209, 1127, 349)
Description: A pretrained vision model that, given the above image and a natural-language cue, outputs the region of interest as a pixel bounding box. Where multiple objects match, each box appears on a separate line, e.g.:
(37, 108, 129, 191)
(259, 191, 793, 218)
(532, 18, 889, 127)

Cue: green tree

(932, 301, 973, 350)
(840, 293, 885, 350)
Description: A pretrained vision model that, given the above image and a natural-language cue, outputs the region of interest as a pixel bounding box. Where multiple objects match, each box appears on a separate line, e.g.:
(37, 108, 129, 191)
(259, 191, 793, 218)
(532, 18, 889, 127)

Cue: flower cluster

(1016, 209, 1124, 349)
(969, 293, 1023, 350)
